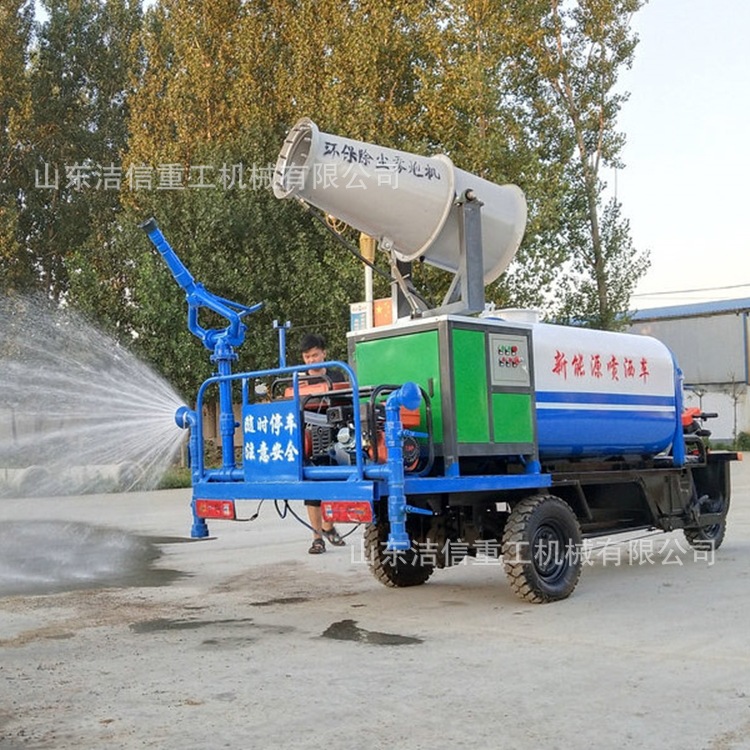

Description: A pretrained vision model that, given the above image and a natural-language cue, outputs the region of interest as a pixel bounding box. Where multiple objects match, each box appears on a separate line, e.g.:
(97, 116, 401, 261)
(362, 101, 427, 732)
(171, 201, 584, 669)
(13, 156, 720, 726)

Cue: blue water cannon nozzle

(175, 406, 196, 430)
(140, 217, 262, 353)
(139, 217, 157, 234)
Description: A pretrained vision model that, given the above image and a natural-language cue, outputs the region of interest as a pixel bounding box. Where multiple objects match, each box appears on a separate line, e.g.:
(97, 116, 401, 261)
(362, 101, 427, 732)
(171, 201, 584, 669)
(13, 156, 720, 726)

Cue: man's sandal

(308, 537, 326, 554)
(322, 527, 346, 547)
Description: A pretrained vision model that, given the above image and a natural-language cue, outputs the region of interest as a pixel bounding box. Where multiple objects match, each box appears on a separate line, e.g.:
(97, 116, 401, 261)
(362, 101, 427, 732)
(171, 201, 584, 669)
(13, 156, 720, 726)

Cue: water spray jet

(0, 295, 187, 497)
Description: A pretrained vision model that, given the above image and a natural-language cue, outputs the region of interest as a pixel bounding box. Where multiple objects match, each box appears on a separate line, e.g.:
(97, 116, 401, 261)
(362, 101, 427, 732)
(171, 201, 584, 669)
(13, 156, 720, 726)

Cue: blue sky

(616, 0, 750, 307)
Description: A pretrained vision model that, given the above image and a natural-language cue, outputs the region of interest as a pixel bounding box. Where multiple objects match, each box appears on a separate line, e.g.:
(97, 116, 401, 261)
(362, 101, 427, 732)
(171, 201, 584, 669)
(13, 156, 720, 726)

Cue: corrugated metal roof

(631, 297, 750, 321)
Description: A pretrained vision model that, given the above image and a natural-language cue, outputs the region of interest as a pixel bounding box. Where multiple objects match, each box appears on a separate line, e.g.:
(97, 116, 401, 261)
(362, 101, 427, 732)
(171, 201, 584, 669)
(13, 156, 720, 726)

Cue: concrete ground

(1, 458, 749, 750)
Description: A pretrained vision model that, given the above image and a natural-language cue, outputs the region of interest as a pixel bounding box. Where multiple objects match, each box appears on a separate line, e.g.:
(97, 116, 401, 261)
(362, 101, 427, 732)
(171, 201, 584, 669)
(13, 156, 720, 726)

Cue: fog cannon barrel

(273, 118, 527, 284)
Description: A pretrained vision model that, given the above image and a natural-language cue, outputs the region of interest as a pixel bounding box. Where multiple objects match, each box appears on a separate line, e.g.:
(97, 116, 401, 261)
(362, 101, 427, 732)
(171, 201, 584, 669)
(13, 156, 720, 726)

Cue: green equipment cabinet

(348, 315, 539, 472)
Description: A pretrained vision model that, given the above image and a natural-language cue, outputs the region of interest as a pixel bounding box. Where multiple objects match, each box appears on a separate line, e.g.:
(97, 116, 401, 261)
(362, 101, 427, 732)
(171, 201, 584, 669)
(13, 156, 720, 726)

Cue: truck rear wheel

(502, 494, 583, 604)
(684, 494, 729, 551)
(364, 521, 434, 588)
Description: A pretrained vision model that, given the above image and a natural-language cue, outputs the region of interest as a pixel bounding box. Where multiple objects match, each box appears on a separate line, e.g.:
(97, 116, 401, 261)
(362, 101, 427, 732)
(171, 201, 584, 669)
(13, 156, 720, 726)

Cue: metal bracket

(434, 190, 486, 316)
(391, 190, 487, 320)
(389, 256, 429, 319)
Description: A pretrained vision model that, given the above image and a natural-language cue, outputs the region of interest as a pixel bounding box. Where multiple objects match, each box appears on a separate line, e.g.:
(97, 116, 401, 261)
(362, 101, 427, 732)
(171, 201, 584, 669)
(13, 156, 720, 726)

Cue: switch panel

(488, 333, 530, 387)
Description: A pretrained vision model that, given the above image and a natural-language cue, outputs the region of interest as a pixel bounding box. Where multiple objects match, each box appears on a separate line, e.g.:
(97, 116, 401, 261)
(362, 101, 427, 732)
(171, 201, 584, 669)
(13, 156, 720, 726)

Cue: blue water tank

(530, 323, 681, 459)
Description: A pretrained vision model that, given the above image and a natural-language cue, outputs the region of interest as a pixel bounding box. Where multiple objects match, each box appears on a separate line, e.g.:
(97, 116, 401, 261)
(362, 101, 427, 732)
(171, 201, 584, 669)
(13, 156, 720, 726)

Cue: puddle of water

(131, 617, 296, 646)
(148, 536, 205, 545)
(321, 619, 423, 646)
(0, 520, 181, 596)
(200, 637, 257, 649)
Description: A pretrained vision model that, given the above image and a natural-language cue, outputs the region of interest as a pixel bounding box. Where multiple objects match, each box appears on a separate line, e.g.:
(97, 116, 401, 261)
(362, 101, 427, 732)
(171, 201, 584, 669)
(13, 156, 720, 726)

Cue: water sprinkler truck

(141, 118, 740, 603)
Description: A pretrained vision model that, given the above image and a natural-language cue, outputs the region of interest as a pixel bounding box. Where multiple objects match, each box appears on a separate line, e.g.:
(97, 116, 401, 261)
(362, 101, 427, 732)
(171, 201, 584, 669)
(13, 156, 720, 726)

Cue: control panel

(488, 333, 531, 387)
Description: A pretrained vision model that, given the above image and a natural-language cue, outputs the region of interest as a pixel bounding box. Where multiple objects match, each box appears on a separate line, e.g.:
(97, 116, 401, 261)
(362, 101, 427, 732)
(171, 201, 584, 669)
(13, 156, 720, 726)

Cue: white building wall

(628, 308, 750, 443)
(630, 312, 748, 385)
(682, 386, 748, 444)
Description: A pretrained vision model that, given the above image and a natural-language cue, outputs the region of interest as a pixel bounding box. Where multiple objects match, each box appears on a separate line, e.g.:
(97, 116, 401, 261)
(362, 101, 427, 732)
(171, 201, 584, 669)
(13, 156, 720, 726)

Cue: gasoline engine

(293, 380, 430, 473)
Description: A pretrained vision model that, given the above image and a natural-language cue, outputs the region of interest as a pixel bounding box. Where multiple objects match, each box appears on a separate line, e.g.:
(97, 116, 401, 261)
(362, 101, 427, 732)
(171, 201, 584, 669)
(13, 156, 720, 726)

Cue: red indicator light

(195, 499, 236, 519)
(321, 501, 373, 524)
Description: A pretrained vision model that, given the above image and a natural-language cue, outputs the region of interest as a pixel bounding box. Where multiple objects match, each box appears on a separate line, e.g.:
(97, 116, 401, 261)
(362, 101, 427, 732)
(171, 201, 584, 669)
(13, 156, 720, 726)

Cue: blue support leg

(190, 497, 210, 538)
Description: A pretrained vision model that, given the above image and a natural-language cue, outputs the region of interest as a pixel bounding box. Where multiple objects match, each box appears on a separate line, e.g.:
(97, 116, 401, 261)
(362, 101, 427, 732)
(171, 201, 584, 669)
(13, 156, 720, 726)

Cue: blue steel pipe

(670, 358, 686, 467)
(174, 406, 210, 537)
(175, 406, 200, 487)
(139, 218, 262, 351)
(383, 382, 422, 550)
(274, 320, 291, 367)
(213, 340, 238, 472)
(141, 218, 266, 478)
(140, 217, 196, 292)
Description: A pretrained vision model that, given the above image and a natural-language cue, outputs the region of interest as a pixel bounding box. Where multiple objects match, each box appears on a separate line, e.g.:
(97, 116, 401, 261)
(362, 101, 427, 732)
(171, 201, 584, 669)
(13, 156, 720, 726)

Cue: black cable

(297, 198, 394, 283)
(234, 499, 264, 522)
(276, 498, 361, 539)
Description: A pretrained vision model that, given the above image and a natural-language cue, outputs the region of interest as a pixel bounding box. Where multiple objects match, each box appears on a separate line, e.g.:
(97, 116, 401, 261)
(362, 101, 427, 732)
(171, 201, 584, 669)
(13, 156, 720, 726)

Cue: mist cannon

(273, 118, 528, 314)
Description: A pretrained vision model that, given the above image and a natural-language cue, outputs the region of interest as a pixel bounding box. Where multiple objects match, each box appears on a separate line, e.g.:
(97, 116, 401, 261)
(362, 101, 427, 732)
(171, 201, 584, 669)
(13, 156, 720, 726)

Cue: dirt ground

(1, 458, 750, 750)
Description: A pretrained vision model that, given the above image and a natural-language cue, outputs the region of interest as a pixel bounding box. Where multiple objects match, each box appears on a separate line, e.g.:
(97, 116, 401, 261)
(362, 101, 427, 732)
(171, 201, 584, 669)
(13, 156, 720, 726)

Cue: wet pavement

(1, 464, 750, 749)
(0, 520, 181, 596)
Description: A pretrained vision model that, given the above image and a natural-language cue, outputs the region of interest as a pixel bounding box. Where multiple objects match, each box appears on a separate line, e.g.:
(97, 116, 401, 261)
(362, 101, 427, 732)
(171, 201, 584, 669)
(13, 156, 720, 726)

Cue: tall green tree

(11, 0, 650, 401)
(515, 0, 650, 328)
(0, 0, 34, 292)
(409, 0, 572, 310)
(120, 0, 374, 392)
(119, 0, 450, 387)
(17, 0, 141, 302)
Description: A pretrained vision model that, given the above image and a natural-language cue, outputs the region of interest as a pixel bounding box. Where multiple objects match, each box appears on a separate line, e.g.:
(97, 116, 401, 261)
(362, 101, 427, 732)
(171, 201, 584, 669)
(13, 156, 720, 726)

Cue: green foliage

(2, 0, 649, 398)
(552, 196, 649, 329)
(0, 0, 34, 291)
(155, 465, 191, 489)
(508, 0, 650, 328)
(5, 0, 142, 300)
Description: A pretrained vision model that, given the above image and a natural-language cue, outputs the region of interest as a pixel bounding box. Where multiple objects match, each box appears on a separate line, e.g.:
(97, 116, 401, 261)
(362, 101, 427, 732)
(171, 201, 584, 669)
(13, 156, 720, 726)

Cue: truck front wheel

(502, 494, 583, 604)
(364, 521, 434, 588)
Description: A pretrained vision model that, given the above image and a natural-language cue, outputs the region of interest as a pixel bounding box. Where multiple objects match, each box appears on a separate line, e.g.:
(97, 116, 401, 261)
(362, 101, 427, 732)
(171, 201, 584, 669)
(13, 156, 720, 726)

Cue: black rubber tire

(684, 495, 729, 551)
(364, 521, 434, 588)
(502, 494, 583, 604)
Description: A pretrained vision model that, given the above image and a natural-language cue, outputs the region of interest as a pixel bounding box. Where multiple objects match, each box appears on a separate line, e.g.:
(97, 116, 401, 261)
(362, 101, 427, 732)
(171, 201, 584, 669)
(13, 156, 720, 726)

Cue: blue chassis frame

(182, 363, 552, 549)
(140, 217, 552, 550)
